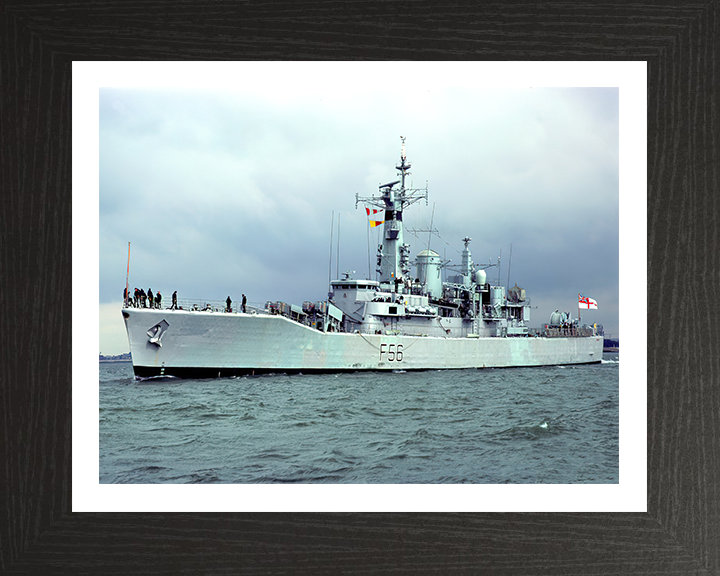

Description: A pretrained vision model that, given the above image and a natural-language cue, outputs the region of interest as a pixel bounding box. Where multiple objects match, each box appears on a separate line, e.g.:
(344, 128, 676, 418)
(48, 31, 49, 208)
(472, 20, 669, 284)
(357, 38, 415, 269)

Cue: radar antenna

(354, 137, 429, 286)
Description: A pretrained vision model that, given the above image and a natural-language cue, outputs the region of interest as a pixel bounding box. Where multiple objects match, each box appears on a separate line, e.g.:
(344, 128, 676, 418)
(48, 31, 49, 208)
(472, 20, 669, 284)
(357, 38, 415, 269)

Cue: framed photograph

(3, 3, 716, 574)
(84, 61, 637, 511)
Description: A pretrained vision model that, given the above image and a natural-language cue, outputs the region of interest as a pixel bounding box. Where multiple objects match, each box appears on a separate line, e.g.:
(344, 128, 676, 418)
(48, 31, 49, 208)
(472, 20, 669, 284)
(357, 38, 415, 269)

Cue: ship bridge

(330, 279, 380, 302)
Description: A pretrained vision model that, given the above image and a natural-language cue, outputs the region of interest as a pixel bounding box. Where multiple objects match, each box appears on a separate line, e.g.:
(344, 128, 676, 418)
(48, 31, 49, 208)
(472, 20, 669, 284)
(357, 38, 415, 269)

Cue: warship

(122, 139, 603, 378)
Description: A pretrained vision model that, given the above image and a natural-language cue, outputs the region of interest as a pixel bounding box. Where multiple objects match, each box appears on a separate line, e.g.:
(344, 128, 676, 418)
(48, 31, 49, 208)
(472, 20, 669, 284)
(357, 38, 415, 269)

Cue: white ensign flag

(578, 294, 598, 309)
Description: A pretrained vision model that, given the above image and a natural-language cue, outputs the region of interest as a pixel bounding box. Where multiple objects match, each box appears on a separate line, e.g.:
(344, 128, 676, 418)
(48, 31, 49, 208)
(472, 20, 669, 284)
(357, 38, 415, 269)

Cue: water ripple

(100, 355, 619, 484)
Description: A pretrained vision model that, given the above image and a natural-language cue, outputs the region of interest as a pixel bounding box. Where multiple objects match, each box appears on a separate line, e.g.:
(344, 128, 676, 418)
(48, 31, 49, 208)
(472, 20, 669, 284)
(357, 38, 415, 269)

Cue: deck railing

(124, 298, 265, 314)
(529, 325, 597, 338)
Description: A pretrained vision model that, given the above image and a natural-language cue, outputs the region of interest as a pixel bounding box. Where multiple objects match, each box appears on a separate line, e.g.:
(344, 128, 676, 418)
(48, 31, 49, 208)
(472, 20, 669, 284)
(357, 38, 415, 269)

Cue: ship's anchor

(146, 319, 169, 347)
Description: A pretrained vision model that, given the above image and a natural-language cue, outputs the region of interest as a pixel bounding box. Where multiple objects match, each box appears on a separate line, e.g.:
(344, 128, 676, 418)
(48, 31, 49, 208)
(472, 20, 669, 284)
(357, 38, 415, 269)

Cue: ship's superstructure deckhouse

(328, 138, 533, 339)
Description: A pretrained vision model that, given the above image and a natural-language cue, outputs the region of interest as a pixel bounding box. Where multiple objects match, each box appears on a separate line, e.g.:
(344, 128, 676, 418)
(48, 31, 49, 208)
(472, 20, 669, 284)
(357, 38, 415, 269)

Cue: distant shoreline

(100, 353, 131, 363)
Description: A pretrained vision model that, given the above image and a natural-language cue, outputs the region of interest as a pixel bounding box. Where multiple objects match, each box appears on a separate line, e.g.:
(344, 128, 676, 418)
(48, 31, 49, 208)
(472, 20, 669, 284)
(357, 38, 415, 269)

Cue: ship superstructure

(122, 139, 602, 378)
(333, 138, 538, 340)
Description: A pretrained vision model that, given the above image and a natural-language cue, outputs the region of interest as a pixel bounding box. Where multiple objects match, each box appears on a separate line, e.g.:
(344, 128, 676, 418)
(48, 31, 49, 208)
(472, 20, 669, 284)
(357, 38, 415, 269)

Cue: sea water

(99, 354, 619, 484)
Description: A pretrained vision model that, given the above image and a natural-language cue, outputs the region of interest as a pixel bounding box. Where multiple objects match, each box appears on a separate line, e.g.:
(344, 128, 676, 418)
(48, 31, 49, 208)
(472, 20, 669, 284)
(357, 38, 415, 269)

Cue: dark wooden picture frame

(2, 2, 717, 574)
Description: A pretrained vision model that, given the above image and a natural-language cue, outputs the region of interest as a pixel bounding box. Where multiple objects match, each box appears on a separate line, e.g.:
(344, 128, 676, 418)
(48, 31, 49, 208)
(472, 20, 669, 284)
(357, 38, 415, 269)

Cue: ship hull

(123, 308, 603, 378)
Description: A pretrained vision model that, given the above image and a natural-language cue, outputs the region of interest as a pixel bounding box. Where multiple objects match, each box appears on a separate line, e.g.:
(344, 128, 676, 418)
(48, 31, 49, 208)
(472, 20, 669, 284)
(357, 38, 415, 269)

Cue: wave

(134, 374, 180, 383)
(493, 416, 568, 440)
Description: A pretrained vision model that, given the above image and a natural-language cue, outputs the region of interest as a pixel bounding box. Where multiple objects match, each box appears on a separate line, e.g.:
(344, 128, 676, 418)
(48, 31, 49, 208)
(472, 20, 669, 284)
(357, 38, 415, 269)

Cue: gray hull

(123, 308, 603, 378)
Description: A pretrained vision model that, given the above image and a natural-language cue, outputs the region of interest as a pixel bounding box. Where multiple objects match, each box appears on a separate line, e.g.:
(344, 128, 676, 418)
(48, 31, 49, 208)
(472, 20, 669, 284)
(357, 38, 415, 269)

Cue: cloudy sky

(98, 65, 621, 354)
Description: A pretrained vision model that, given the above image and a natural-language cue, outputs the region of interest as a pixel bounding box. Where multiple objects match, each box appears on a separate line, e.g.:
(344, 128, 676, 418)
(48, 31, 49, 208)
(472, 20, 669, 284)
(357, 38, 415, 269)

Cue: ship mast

(356, 137, 428, 291)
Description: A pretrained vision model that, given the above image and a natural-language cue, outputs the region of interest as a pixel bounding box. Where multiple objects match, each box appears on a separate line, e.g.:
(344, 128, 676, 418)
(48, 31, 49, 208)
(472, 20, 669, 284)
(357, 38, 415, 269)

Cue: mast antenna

(506, 243, 513, 292)
(328, 211, 334, 290)
(367, 216, 372, 280)
(497, 249, 502, 286)
(336, 213, 341, 280)
(423, 202, 436, 290)
(125, 242, 131, 307)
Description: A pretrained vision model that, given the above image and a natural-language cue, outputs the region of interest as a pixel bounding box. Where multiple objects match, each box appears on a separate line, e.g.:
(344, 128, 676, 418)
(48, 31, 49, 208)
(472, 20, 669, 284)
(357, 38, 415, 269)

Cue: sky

(98, 67, 621, 354)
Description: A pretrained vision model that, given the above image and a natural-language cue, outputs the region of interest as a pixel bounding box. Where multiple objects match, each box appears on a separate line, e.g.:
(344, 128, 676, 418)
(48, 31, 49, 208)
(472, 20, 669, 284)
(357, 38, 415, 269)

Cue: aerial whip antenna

(125, 242, 131, 306)
(497, 249, 502, 286)
(423, 202, 436, 289)
(506, 243, 513, 292)
(328, 211, 334, 290)
(367, 216, 372, 280)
